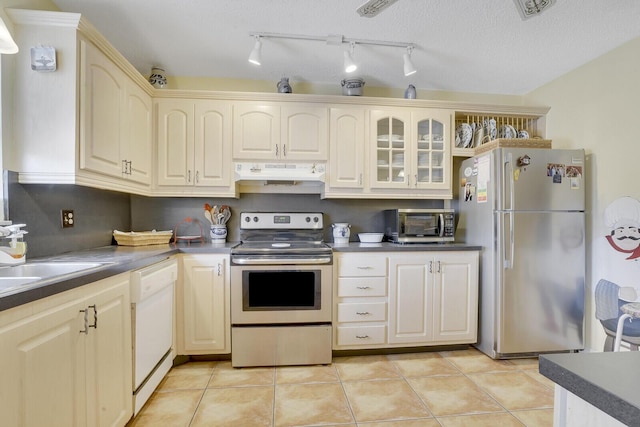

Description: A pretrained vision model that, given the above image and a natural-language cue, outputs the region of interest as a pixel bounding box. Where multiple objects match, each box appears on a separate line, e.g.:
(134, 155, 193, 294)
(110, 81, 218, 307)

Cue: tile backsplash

(7, 179, 442, 258)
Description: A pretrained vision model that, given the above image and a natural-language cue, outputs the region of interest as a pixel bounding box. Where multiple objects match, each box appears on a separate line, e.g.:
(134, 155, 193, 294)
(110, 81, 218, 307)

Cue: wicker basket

(474, 138, 552, 155)
(113, 230, 173, 246)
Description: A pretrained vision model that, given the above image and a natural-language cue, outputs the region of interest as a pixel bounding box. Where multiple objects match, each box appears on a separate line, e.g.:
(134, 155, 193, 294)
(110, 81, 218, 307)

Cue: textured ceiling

(49, 0, 640, 95)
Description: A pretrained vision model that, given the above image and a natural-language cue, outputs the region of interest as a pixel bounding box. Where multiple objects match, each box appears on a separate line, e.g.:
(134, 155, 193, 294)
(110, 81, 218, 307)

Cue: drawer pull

(356, 311, 371, 315)
(356, 286, 371, 289)
(355, 335, 370, 339)
(357, 266, 373, 270)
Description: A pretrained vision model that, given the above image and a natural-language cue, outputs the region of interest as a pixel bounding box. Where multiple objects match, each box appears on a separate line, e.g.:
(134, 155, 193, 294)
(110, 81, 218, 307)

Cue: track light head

(248, 36, 262, 65)
(403, 46, 417, 76)
(344, 42, 357, 73)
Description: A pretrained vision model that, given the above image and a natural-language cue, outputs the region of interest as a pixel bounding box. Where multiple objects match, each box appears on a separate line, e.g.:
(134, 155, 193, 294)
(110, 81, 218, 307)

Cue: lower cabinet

(0, 274, 132, 427)
(177, 254, 230, 354)
(389, 251, 479, 345)
(334, 250, 479, 350)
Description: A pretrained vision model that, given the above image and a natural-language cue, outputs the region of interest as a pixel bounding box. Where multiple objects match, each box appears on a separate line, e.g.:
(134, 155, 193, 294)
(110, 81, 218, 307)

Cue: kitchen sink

(0, 276, 43, 291)
(0, 262, 106, 278)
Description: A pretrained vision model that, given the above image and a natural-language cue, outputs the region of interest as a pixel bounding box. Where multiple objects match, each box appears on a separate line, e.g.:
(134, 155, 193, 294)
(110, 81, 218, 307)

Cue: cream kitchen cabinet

(326, 106, 366, 191)
(8, 9, 154, 196)
(177, 254, 230, 354)
(80, 39, 152, 186)
(333, 253, 389, 349)
(233, 102, 328, 161)
(0, 273, 132, 427)
(369, 108, 453, 198)
(155, 99, 235, 196)
(388, 251, 478, 345)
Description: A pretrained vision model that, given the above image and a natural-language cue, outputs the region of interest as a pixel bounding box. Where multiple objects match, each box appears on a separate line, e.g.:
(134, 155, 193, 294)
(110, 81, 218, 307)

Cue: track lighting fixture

(247, 32, 415, 76)
(247, 35, 262, 65)
(403, 46, 416, 76)
(344, 42, 357, 73)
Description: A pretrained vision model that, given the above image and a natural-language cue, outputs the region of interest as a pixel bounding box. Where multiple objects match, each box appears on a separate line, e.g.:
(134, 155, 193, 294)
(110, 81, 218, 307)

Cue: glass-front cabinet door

(412, 109, 452, 190)
(370, 109, 411, 189)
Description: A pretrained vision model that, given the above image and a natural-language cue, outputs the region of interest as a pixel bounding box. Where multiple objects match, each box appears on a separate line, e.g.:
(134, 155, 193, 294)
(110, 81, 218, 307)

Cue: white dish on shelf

(455, 123, 473, 148)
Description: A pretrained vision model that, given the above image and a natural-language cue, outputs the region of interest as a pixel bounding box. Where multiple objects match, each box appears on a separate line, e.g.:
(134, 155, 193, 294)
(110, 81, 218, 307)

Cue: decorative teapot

(332, 223, 351, 244)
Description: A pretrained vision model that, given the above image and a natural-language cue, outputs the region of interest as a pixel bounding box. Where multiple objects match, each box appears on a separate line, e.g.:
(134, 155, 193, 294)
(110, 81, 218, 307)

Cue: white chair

(594, 279, 640, 351)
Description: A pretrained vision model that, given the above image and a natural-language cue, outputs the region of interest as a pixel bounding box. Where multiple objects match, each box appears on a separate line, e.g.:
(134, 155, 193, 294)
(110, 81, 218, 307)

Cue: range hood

(234, 162, 326, 193)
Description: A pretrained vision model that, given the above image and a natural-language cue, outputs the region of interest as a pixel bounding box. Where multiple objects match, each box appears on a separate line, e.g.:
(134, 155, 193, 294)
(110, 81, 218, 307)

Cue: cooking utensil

(204, 209, 214, 224)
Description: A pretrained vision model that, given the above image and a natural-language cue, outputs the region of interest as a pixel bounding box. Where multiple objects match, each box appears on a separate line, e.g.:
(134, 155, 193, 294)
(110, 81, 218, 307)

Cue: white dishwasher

(130, 257, 178, 415)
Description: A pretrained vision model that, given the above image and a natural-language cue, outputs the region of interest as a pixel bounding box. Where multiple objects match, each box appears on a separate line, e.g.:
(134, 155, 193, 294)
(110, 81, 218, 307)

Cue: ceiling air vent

(512, 0, 556, 20)
(356, 0, 399, 17)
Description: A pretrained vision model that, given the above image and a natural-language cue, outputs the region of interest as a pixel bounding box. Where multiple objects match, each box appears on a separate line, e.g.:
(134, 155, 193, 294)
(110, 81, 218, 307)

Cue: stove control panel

(240, 212, 323, 229)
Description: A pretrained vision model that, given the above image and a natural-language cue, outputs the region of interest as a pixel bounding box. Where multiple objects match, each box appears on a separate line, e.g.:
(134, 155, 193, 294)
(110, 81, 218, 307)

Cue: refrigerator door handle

(504, 152, 515, 211)
(504, 211, 514, 269)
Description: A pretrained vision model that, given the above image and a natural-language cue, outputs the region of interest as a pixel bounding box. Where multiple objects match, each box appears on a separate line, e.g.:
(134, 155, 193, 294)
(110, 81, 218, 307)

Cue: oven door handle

(232, 256, 332, 265)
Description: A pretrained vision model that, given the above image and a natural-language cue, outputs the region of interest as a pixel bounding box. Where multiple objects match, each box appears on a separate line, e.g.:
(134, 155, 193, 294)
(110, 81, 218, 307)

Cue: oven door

(231, 264, 332, 324)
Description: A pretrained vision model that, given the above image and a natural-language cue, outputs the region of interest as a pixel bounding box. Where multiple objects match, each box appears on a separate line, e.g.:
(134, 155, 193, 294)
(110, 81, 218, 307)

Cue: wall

(524, 35, 640, 352)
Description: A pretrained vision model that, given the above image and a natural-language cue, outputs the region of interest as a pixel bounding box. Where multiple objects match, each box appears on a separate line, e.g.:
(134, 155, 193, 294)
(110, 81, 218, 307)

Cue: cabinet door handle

(283, 144, 286, 157)
(275, 144, 279, 157)
(437, 261, 441, 273)
(217, 263, 222, 276)
(356, 311, 371, 315)
(359, 173, 363, 186)
(414, 174, 418, 188)
(195, 170, 200, 183)
(188, 170, 192, 183)
(355, 335, 370, 339)
(356, 286, 371, 289)
(429, 261, 433, 273)
(88, 304, 97, 329)
(79, 308, 89, 334)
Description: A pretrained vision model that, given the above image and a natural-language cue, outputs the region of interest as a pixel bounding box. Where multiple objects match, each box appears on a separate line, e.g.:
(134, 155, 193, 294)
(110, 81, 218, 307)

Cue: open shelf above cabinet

(452, 110, 547, 157)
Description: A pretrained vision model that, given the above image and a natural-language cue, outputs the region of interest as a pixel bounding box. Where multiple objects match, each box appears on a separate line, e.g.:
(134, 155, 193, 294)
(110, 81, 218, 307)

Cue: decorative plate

(456, 123, 473, 148)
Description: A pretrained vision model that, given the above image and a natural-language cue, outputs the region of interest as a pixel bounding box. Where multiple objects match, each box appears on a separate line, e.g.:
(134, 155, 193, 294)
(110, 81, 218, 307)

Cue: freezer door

(496, 148, 585, 212)
(496, 211, 585, 355)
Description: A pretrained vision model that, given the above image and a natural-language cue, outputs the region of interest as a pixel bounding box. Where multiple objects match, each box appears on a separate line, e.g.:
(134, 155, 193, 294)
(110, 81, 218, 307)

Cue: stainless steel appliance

(457, 147, 585, 359)
(384, 208, 455, 243)
(130, 258, 177, 414)
(231, 212, 332, 367)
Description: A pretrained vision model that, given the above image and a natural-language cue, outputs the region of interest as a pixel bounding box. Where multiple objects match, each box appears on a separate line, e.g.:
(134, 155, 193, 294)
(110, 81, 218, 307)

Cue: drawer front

(337, 325, 386, 346)
(338, 277, 387, 297)
(337, 254, 387, 277)
(337, 302, 386, 323)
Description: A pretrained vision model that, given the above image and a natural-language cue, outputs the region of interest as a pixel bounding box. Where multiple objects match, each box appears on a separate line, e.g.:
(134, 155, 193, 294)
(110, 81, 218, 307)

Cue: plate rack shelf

(452, 111, 546, 157)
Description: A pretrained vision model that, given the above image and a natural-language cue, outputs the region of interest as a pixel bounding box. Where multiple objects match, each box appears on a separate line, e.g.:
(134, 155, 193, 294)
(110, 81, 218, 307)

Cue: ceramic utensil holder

(210, 225, 227, 242)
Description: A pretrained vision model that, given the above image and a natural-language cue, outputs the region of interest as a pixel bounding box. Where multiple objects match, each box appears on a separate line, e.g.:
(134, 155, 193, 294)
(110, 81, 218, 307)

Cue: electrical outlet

(62, 210, 74, 228)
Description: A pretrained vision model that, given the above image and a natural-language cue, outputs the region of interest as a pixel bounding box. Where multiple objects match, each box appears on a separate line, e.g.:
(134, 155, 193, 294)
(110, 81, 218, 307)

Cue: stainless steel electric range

(230, 212, 332, 367)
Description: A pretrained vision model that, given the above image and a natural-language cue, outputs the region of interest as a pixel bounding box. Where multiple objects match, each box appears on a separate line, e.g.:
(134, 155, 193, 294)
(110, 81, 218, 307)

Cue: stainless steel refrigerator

(456, 147, 585, 359)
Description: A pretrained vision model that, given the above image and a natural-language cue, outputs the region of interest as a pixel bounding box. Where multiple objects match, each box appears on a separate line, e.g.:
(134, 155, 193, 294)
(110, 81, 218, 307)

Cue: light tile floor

(127, 347, 554, 427)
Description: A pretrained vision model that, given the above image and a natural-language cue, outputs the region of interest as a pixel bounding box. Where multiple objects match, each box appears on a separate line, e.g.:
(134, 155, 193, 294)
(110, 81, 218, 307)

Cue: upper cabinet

(155, 98, 235, 196)
(7, 9, 154, 196)
(80, 40, 152, 186)
(370, 108, 451, 192)
(233, 102, 328, 161)
(327, 106, 366, 189)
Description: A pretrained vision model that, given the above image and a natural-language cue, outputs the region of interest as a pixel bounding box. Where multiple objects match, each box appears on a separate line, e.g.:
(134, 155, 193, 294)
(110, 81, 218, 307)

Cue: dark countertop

(0, 242, 238, 312)
(539, 352, 640, 426)
(330, 242, 481, 252)
(0, 241, 479, 312)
